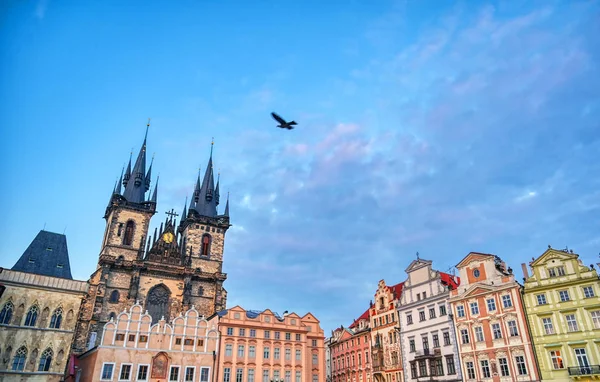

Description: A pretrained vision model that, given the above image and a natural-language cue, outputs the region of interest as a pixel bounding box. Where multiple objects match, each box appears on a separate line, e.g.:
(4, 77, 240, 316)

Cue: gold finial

(147, 118, 151, 127)
(211, 137, 214, 145)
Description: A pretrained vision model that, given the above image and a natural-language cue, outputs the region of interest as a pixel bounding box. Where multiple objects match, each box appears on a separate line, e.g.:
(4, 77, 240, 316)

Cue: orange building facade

(448, 252, 540, 382)
(217, 306, 326, 382)
(370, 280, 403, 382)
(75, 303, 219, 381)
(330, 308, 372, 382)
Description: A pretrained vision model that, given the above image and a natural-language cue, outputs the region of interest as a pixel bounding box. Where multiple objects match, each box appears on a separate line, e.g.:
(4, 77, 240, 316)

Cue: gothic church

(72, 126, 231, 353)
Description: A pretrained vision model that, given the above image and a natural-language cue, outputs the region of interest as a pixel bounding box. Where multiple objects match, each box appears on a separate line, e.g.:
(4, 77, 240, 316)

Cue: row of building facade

(0, 127, 326, 381)
(327, 248, 600, 382)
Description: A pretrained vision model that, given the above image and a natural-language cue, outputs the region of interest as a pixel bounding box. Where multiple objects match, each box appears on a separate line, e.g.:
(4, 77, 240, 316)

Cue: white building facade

(397, 258, 462, 382)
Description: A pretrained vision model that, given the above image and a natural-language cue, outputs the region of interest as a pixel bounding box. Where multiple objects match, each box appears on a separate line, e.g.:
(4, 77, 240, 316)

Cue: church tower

(72, 126, 231, 354)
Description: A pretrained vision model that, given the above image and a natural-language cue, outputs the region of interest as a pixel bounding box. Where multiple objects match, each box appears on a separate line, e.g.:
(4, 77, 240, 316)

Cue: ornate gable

(456, 252, 494, 268)
(530, 247, 578, 268)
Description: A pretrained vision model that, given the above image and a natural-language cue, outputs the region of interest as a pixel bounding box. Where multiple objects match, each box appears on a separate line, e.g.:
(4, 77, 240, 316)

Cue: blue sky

(1, 0, 599, 335)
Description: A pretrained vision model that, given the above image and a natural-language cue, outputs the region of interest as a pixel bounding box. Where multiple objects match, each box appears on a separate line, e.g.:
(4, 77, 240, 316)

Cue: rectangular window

(406, 313, 413, 325)
(418, 360, 427, 377)
(274, 348, 280, 360)
(559, 290, 570, 302)
(264, 330, 270, 339)
(169, 366, 180, 381)
(285, 371, 291, 382)
(591, 311, 600, 329)
(465, 361, 475, 380)
(185, 367, 195, 382)
(198, 339, 204, 347)
(429, 308, 436, 319)
(439, 304, 447, 316)
(498, 358, 509, 377)
(225, 344, 233, 356)
(550, 350, 564, 369)
(445, 356, 456, 374)
(492, 323, 502, 339)
(480, 360, 490, 378)
(285, 332, 291, 340)
(515, 355, 527, 375)
(419, 310, 426, 322)
(200, 368, 210, 382)
(583, 286, 595, 298)
(119, 364, 132, 381)
(312, 339, 317, 347)
(474, 327, 484, 342)
(295, 371, 301, 382)
(274, 331, 281, 340)
(224, 368, 231, 382)
(508, 320, 519, 336)
(101, 363, 114, 380)
(566, 314, 578, 332)
(139, 335, 148, 343)
(285, 348, 291, 360)
(486, 298, 496, 312)
(502, 294, 513, 308)
(443, 332, 450, 346)
(239, 328, 245, 337)
(422, 336, 429, 350)
(312, 354, 318, 365)
(296, 333, 301, 341)
(295, 349, 301, 360)
(542, 317, 554, 334)
(432, 334, 439, 348)
(227, 328, 234, 335)
(236, 368, 243, 382)
(137, 365, 149, 381)
(409, 338, 415, 352)
(263, 347, 270, 358)
(410, 362, 417, 379)
(250, 329, 256, 337)
(537, 294, 547, 305)
(435, 358, 444, 376)
(460, 329, 469, 344)
(248, 369, 255, 382)
(456, 305, 465, 318)
(249, 345, 256, 358)
(238, 345, 245, 357)
(470, 302, 479, 315)
(184, 339, 193, 346)
(262, 370, 269, 382)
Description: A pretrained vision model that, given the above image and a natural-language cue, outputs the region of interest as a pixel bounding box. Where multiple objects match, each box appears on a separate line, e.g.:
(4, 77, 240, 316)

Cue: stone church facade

(72, 126, 231, 355)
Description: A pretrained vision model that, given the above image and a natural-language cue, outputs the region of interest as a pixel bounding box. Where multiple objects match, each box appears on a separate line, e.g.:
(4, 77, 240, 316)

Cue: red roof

(387, 281, 404, 298)
(440, 272, 460, 290)
(349, 308, 370, 328)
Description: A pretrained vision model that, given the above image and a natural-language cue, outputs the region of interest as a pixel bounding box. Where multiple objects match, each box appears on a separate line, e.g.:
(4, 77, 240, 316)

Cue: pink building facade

(75, 302, 219, 382)
(330, 308, 372, 382)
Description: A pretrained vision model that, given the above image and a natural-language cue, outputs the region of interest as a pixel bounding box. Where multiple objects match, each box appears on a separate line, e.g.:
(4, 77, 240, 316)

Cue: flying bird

(271, 112, 297, 130)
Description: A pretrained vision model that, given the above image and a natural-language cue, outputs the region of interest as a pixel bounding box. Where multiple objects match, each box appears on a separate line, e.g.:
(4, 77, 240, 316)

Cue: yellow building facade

(523, 246, 600, 381)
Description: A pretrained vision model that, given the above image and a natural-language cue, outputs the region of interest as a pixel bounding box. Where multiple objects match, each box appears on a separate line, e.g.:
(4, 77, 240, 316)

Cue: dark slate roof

(11, 230, 73, 279)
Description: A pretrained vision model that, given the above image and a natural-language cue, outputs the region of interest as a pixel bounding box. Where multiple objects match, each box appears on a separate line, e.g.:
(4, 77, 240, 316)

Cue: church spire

(123, 121, 150, 204)
(224, 192, 230, 217)
(194, 139, 218, 217)
(150, 175, 158, 203)
(215, 170, 221, 207)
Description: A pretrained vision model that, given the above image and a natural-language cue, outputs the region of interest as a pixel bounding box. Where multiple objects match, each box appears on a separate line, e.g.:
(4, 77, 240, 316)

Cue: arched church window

(109, 290, 120, 303)
(11, 346, 27, 371)
(201, 234, 211, 257)
(146, 284, 171, 324)
(38, 348, 53, 371)
(49, 307, 63, 329)
(123, 221, 135, 246)
(24, 305, 39, 327)
(0, 301, 13, 324)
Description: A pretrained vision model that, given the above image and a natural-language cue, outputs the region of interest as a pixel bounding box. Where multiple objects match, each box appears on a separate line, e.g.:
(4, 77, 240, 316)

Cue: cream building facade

(396, 258, 462, 382)
(523, 246, 600, 381)
(0, 230, 88, 382)
(370, 280, 403, 382)
(217, 306, 326, 382)
(448, 252, 540, 382)
(75, 302, 219, 382)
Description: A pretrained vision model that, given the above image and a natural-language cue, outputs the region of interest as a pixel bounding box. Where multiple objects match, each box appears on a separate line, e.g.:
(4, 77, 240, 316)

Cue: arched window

(200, 234, 211, 257)
(146, 284, 171, 324)
(38, 348, 53, 371)
(123, 221, 135, 246)
(24, 305, 39, 327)
(0, 301, 13, 324)
(109, 290, 120, 303)
(198, 286, 204, 296)
(49, 307, 63, 329)
(11, 346, 27, 371)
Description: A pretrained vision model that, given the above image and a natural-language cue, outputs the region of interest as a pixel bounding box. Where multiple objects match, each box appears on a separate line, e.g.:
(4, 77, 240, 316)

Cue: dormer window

(46, 247, 53, 251)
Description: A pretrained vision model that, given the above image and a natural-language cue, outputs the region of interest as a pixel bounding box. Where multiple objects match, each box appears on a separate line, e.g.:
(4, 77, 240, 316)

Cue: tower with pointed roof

(72, 126, 232, 355)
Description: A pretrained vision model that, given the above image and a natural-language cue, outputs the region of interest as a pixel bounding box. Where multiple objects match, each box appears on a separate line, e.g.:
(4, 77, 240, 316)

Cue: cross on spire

(165, 209, 179, 219)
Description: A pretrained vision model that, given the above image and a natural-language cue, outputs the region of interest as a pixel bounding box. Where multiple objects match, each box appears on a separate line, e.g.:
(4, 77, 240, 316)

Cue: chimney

(521, 263, 529, 279)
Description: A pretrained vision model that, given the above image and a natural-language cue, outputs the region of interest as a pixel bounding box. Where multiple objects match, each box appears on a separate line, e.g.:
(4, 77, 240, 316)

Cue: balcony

(568, 365, 600, 377)
(414, 349, 441, 359)
(372, 365, 384, 373)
